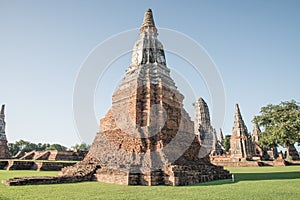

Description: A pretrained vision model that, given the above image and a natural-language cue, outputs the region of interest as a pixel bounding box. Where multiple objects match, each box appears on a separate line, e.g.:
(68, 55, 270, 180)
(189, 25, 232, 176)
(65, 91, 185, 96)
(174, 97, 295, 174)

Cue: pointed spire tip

(140, 8, 156, 31)
(235, 104, 241, 113)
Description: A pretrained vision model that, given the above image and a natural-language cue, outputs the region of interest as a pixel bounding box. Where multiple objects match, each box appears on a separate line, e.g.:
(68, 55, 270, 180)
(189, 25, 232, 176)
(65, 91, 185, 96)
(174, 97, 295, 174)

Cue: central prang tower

(61, 9, 231, 186)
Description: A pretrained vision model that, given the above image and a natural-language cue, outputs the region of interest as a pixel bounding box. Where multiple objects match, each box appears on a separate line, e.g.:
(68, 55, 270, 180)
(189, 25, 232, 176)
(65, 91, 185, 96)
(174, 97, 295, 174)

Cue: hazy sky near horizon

(0, 0, 300, 148)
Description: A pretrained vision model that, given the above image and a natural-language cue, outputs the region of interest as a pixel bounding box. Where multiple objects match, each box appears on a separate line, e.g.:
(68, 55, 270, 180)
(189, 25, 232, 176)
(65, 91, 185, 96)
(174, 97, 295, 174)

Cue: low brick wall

(7, 160, 35, 170)
(20, 150, 88, 161)
(52, 151, 87, 161)
(211, 160, 288, 167)
(35, 162, 76, 171)
(2, 160, 76, 171)
(2, 175, 88, 186)
(211, 161, 261, 167)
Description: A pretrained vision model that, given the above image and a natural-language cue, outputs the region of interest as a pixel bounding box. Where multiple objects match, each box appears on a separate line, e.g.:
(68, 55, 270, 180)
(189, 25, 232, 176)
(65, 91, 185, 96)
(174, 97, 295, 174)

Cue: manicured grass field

(0, 166, 300, 200)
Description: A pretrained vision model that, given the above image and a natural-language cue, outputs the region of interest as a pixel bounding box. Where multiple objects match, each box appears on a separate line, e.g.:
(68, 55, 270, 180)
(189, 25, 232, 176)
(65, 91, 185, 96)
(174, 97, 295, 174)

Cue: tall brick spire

(0, 104, 5, 119)
(0, 104, 10, 159)
(194, 98, 215, 155)
(232, 104, 249, 137)
(0, 105, 6, 138)
(252, 116, 261, 143)
(194, 98, 211, 128)
(230, 104, 253, 159)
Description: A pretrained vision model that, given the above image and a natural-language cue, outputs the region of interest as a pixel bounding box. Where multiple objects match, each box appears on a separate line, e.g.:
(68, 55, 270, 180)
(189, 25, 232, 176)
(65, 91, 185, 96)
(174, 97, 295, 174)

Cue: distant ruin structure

(194, 98, 226, 156)
(0, 105, 10, 159)
(230, 104, 253, 160)
(194, 98, 214, 152)
(251, 116, 269, 160)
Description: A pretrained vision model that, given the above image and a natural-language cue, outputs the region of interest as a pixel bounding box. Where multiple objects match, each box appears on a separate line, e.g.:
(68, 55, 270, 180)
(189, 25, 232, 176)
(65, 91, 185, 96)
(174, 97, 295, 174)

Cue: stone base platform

(95, 164, 231, 186)
(3, 158, 231, 186)
(59, 156, 231, 186)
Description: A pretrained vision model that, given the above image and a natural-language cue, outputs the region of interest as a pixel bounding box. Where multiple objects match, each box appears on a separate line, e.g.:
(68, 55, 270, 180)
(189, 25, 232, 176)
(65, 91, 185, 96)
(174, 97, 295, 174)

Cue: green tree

(22, 142, 39, 153)
(8, 140, 40, 156)
(8, 143, 20, 156)
(256, 100, 300, 159)
(8, 140, 68, 156)
(223, 135, 231, 152)
(15, 140, 30, 150)
(46, 144, 67, 151)
(36, 143, 50, 151)
(71, 143, 90, 151)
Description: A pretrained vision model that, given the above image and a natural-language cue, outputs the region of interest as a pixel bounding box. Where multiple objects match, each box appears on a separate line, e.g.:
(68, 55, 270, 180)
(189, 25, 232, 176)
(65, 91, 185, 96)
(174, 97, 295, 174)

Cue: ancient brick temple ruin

(65, 9, 231, 186)
(251, 116, 270, 160)
(229, 105, 280, 162)
(3, 9, 231, 186)
(230, 104, 254, 161)
(0, 105, 10, 159)
(210, 104, 290, 167)
(194, 98, 226, 156)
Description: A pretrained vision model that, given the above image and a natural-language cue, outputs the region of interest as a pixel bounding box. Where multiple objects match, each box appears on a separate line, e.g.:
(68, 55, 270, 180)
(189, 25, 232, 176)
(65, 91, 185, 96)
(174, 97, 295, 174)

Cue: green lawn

(0, 166, 300, 200)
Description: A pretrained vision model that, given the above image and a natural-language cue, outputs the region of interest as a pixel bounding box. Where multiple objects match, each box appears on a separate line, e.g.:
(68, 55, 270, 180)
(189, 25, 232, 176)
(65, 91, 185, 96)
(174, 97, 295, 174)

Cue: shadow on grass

(192, 171, 300, 186)
(234, 171, 300, 181)
(192, 178, 234, 186)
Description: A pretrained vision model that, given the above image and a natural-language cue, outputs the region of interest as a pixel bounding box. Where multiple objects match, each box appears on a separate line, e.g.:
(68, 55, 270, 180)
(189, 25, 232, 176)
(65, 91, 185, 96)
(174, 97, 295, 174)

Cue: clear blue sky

(0, 0, 299, 148)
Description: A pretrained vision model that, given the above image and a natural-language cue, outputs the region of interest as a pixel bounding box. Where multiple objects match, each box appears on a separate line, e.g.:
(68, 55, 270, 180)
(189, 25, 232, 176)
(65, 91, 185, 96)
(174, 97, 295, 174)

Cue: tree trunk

(286, 143, 290, 160)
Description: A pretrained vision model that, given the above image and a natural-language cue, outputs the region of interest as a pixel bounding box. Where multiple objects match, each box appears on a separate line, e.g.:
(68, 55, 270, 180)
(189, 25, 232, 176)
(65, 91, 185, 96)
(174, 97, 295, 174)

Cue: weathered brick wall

(36, 162, 76, 171)
(3, 160, 76, 171)
(2, 176, 89, 186)
(6, 161, 35, 170)
(49, 150, 87, 161)
(20, 150, 87, 161)
(95, 167, 129, 185)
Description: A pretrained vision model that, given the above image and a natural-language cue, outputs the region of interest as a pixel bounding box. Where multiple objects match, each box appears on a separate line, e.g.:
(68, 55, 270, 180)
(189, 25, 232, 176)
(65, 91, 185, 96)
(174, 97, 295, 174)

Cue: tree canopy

(8, 140, 67, 156)
(8, 140, 91, 157)
(71, 143, 90, 151)
(46, 144, 67, 151)
(222, 135, 231, 152)
(256, 100, 300, 148)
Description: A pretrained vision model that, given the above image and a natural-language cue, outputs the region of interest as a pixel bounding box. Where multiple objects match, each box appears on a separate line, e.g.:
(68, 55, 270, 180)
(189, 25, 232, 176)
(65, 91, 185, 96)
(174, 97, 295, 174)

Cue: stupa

(61, 9, 230, 185)
(3, 9, 230, 186)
